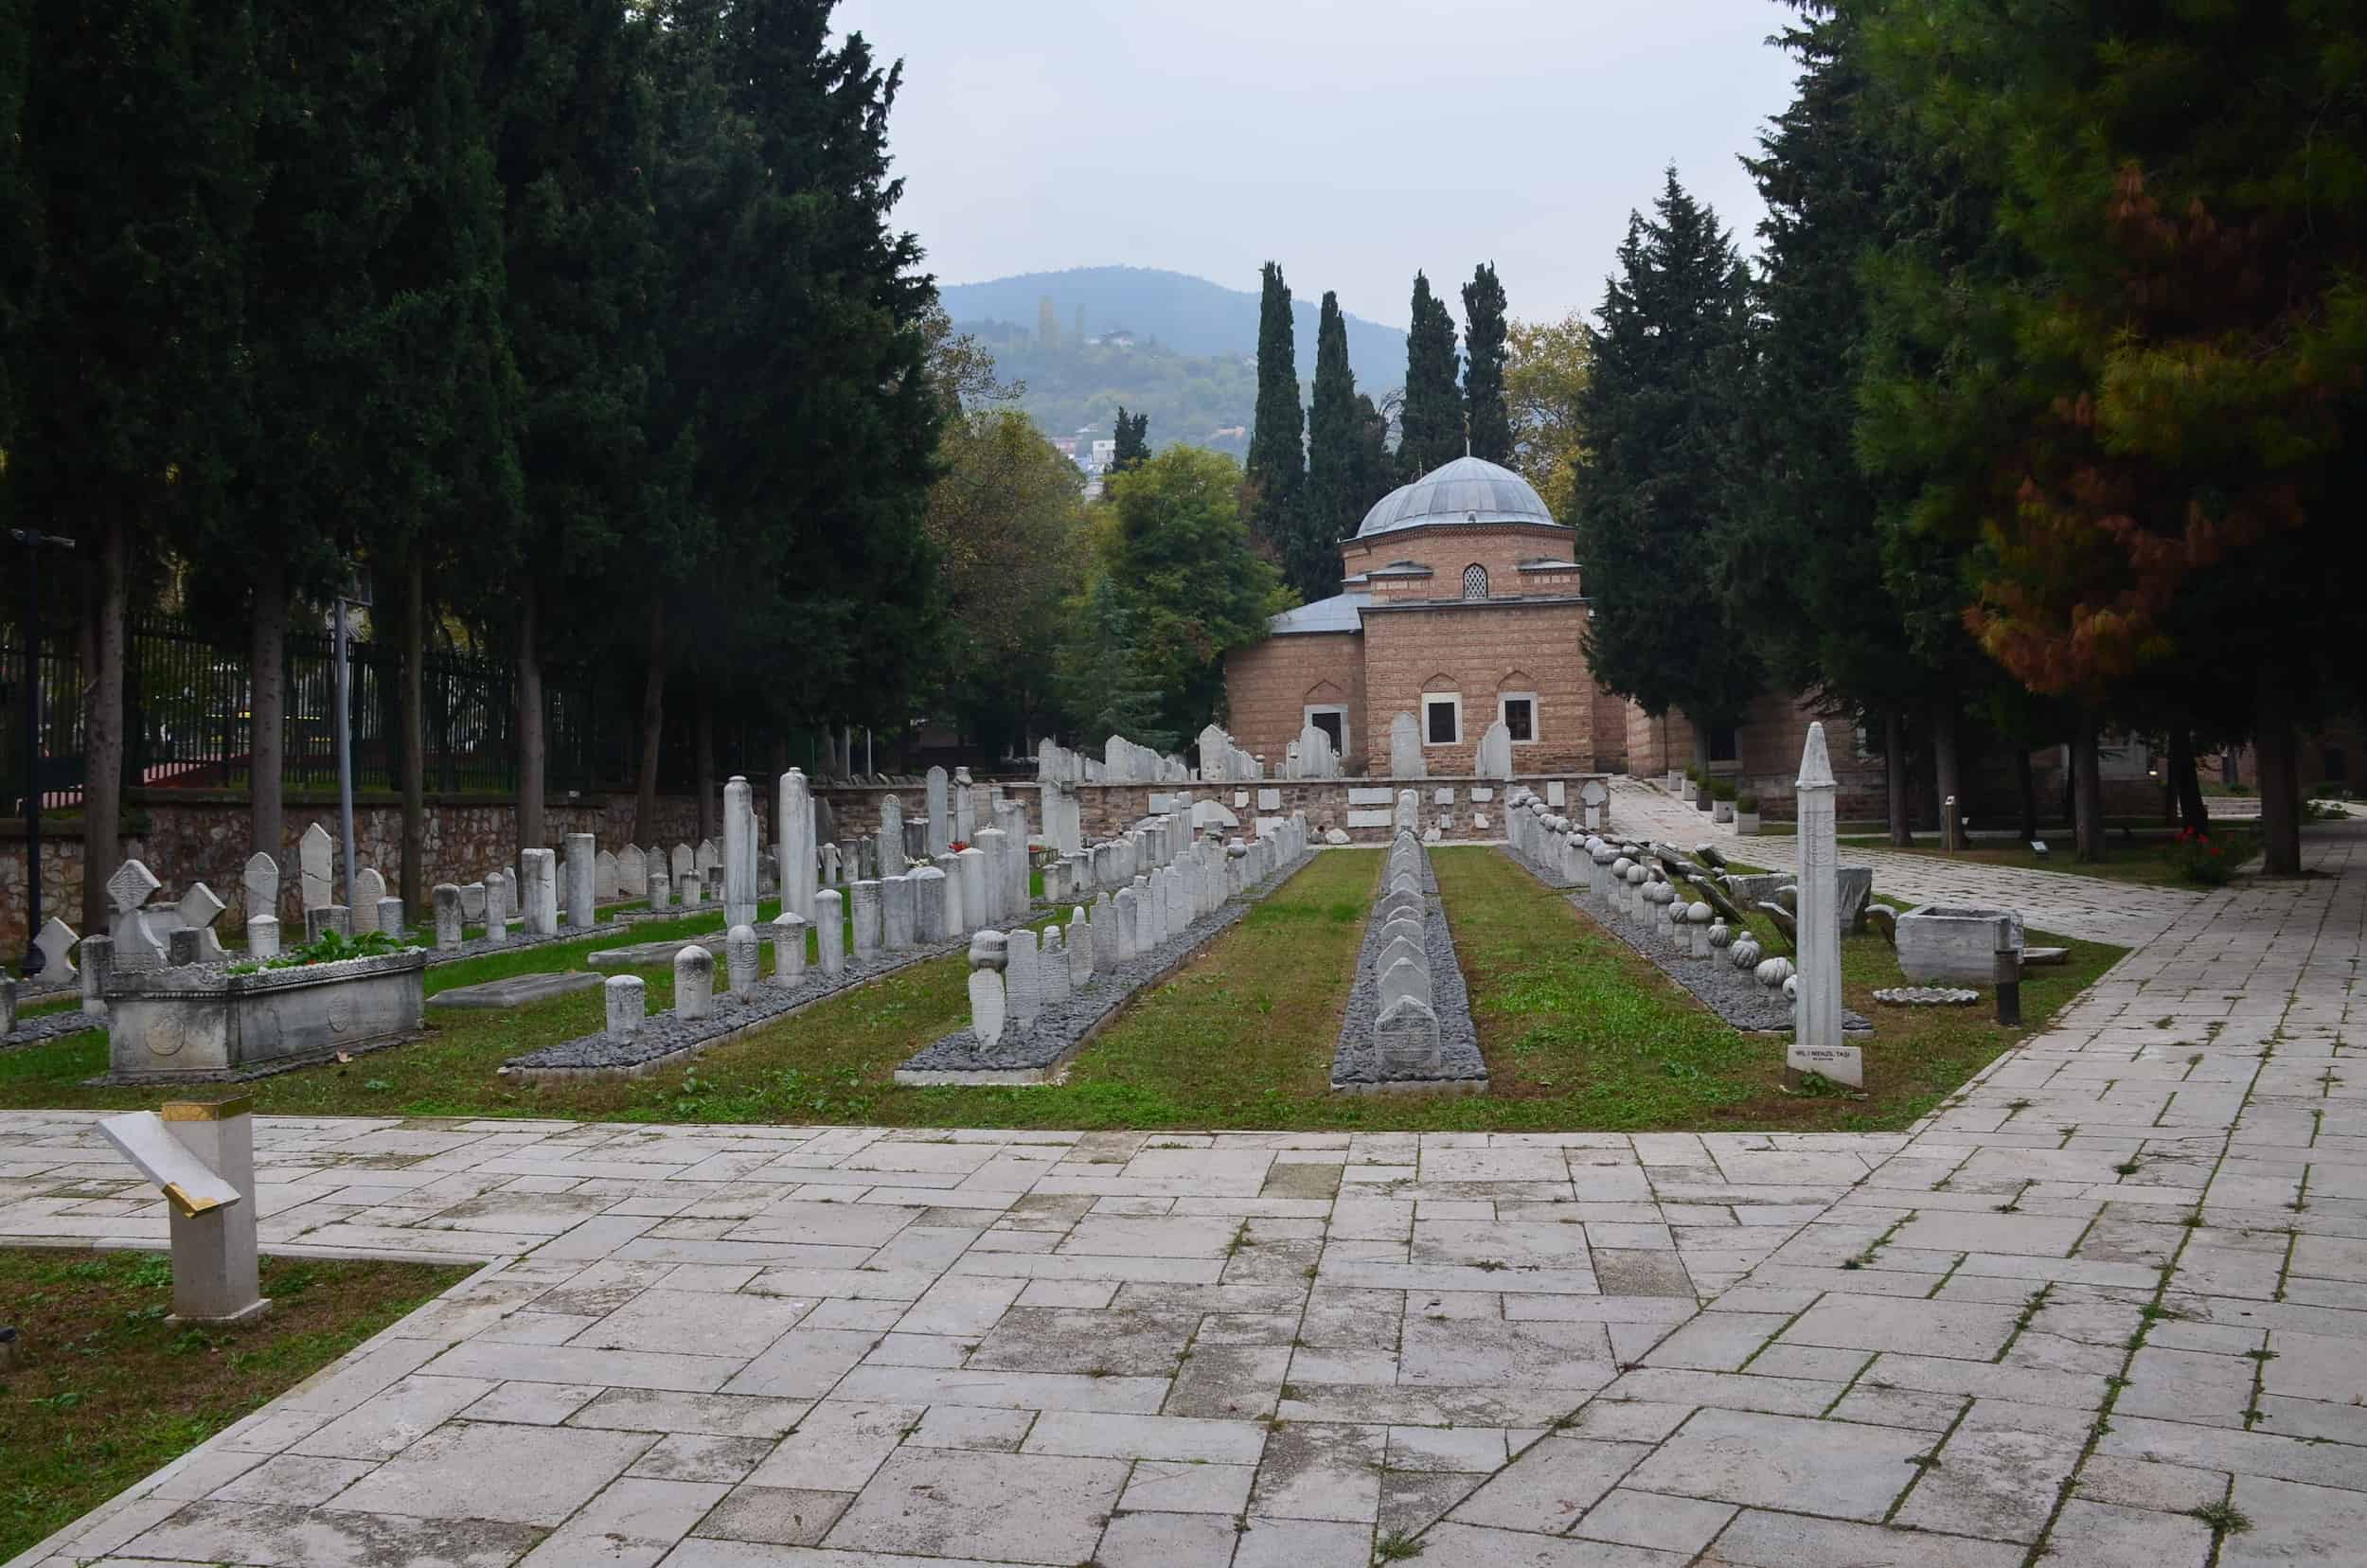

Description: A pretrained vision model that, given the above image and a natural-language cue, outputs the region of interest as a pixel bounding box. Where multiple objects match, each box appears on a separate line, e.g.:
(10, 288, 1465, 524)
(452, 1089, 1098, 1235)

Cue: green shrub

(1735, 793, 1759, 813)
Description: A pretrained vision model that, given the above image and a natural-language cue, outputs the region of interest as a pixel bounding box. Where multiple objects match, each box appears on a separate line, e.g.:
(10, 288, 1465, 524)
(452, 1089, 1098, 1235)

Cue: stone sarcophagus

(1895, 904, 2026, 986)
(105, 949, 428, 1082)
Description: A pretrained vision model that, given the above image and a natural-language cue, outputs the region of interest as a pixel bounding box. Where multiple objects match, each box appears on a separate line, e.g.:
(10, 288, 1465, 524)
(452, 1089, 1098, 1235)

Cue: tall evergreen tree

(1350, 392, 1393, 513)
(1297, 290, 1361, 600)
(482, 0, 666, 853)
(21, 0, 259, 929)
(1461, 262, 1511, 463)
(1111, 406, 1148, 472)
(1575, 169, 1759, 757)
(1397, 272, 1461, 477)
(1244, 260, 1305, 564)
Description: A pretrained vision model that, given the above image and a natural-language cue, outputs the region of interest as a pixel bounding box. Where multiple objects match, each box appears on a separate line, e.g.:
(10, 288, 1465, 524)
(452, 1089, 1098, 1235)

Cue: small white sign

(1788, 1042, 1863, 1088)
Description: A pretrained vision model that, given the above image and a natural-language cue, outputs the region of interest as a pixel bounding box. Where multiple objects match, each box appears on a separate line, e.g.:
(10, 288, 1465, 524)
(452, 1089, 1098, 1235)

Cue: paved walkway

(1609, 777, 2207, 949)
(6, 825, 2362, 1567)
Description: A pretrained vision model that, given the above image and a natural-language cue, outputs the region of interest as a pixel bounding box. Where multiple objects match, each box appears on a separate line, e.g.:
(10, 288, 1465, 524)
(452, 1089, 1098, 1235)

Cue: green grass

(1839, 826, 2259, 889)
(0, 1248, 470, 1561)
(0, 846, 2123, 1134)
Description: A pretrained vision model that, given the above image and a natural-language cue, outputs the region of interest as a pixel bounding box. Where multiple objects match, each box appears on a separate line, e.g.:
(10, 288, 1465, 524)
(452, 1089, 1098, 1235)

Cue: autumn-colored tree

(1503, 314, 1590, 522)
(1859, 0, 2367, 871)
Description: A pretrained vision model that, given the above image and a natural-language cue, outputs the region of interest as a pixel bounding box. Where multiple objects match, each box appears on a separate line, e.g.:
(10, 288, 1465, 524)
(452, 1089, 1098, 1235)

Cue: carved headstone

(33, 917, 78, 981)
(241, 852, 279, 925)
(298, 823, 335, 911)
(1388, 712, 1427, 779)
(350, 867, 386, 935)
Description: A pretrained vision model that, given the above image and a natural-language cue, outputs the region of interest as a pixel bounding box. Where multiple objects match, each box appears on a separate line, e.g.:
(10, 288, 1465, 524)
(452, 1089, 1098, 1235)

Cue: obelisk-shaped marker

(1788, 722, 1860, 1087)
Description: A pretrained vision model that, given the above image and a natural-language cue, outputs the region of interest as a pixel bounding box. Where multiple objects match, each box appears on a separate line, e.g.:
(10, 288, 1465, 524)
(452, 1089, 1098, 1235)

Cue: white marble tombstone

(350, 867, 386, 935)
(1788, 722, 1859, 1087)
(240, 851, 279, 925)
(298, 823, 334, 910)
(778, 769, 817, 924)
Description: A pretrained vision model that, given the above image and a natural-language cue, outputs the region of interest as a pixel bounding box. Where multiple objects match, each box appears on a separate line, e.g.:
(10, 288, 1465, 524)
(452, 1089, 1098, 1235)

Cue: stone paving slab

(2, 819, 2361, 1567)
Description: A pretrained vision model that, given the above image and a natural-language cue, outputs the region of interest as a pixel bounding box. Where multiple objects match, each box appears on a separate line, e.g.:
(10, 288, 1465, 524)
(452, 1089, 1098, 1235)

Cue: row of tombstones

(1369, 823, 1446, 1079)
(963, 814, 1309, 1050)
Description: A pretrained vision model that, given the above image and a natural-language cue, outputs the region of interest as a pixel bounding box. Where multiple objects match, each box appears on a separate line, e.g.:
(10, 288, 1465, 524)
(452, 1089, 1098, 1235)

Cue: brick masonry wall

(1221, 632, 1369, 772)
(1361, 600, 1597, 775)
(1339, 521, 1577, 600)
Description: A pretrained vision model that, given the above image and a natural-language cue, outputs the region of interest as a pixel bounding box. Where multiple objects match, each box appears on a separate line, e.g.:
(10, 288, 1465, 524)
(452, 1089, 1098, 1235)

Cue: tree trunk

(695, 688, 716, 841)
(249, 557, 287, 909)
(517, 579, 545, 855)
(80, 513, 128, 934)
(1885, 711, 1913, 846)
(2015, 748, 2038, 843)
(400, 554, 425, 911)
(634, 600, 666, 845)
(2255, 678, 2302, 875)
(2169, 728, 2208, 833)
(1931, 703, 1962, 848)
(2072, 719, 2106, 862)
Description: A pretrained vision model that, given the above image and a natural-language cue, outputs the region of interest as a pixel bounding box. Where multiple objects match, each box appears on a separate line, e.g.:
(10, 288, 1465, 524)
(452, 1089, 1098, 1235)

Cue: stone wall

(1, 790, 717, 952)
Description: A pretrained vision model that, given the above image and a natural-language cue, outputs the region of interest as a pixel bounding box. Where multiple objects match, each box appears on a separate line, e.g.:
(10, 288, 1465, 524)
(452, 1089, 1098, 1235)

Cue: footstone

(167, 927, 203, 967)
(460, 882, 486, 920)
(674, 945, 715, 1021)
(305, 905, 351, 943)
(912, 866, 947, 943)
(433, 883, 465, 951)
(1007, 927, 1041, 1026)
(346, 871, 383, 933)
(605, 975, 645, 1039)
(850, 880, 882, 960)
(430, 971, 605, 1010)
(881, 874, 916, 952)
(376, 897, 405, 937)
(727, 923, 758, 999)
(646, 866, 671, 912)
(522, 849, 559, 936)
(241, 852, 279, 925)
(815, 889, 845, 976)
(955, 848, 988, 936)
(566, 833, 596, 929)
(772, 914, 808, 987)
(485, 873, 511, 944)
(299, 823, 334, 910)
(246, 916, 280, 960)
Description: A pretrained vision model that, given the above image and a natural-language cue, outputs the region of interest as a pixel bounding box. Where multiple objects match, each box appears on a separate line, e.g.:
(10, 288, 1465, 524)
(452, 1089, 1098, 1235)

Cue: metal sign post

(331, 567, 372, 918)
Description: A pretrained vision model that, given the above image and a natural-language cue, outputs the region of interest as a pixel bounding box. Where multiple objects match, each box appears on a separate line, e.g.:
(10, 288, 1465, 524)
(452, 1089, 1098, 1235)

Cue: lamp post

(10, 528, 77, 976)
(330, 567, 373, 918)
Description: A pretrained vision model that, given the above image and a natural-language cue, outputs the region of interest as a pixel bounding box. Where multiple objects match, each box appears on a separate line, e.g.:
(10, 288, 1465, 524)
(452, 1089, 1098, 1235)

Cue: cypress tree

(1111, 406, 1148, 472)
(1244, 260, 1304, 564)
(1351, 393, 1392, 514)
(1397, 272, 1461, 477)
(1461, 262, 1510, 463)
(1575, 169, 1759, 757)
(1298, 291, 1360, 600)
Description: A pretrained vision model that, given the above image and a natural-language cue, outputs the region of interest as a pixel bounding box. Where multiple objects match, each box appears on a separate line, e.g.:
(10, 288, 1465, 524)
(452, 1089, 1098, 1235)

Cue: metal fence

(2, 616, 811, 811)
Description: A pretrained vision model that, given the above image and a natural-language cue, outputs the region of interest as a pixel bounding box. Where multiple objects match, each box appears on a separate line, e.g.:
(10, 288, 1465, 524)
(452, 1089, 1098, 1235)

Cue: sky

(833, 0, 1804, 330)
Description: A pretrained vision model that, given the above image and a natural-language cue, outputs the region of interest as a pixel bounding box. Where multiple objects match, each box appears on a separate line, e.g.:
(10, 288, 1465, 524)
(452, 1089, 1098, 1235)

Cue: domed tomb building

(1223, 455, 1631, 775)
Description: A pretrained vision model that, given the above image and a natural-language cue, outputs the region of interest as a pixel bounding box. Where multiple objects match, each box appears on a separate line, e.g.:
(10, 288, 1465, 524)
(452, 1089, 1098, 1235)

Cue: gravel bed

(896, 851, 1316, 1086)
(500, 931, 972, 1081)
(1329, 855, 1486, 1093)
(1512, 849, 1869, 1034)
(3, 1007, 103, 1051)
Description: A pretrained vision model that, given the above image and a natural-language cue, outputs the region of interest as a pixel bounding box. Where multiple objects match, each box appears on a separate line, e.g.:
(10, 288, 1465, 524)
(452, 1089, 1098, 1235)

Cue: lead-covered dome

(1354, 454, 1557, 540)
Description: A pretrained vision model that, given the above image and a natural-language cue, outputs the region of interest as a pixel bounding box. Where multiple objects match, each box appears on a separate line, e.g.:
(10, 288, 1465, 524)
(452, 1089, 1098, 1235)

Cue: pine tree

(1351, 393, 1393, 514)
(1575, 169, 1759, 754)
(1244, 260, 1305, 565)
(1296, 291, 1361, 601)
(1111, 406, 1149, 472)
(1461, 262, 1510, 463)
(1397, 272, 1461, 477)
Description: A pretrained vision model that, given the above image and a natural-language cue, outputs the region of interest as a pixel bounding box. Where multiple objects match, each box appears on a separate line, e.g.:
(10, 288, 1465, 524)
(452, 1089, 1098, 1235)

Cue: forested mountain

(962, 321, 1262, 458)
(940, 266, 1406, 383)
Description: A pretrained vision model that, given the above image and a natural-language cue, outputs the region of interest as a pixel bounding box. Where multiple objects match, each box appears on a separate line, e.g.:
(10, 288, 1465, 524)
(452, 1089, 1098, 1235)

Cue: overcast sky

(833, 0, 1802, 330)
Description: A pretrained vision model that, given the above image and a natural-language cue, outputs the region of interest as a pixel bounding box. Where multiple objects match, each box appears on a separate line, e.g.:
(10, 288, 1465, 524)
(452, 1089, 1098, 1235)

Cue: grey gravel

(1507, 849, 1871, 1035)
(2, 1007, 102, 1051)
(896, 849, 1317, 1085)
(501, 933, 969, 1078)
(1328, 854, 1486, 1091)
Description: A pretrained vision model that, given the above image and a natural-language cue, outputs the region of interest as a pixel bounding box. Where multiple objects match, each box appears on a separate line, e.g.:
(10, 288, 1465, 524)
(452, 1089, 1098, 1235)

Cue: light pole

(10, 527, 77, 977)
(330, 567, 372, 917)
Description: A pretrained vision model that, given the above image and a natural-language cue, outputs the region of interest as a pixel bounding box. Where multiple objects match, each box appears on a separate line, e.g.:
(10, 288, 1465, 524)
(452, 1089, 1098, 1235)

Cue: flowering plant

(2169, 826, 2233, 886)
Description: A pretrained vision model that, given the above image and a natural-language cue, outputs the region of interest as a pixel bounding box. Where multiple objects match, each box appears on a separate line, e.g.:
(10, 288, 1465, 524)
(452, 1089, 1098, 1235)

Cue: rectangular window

(1501, 694, 1538, 744)
(1424, 695, 1461, 745)
(1706, 723, 1739, 764)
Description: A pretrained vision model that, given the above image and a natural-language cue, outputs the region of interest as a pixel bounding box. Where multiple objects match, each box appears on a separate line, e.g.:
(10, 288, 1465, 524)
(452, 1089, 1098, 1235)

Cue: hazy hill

(960, 319, 1260, 459)
(939, 265, 1409, 385)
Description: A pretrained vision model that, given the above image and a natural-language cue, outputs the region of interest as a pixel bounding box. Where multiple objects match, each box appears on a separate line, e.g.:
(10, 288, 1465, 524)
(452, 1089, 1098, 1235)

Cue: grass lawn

(1838, 826, 2251, 890)
(0, 846, 2120, 1134)
(0, 1248, 471, 1560)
